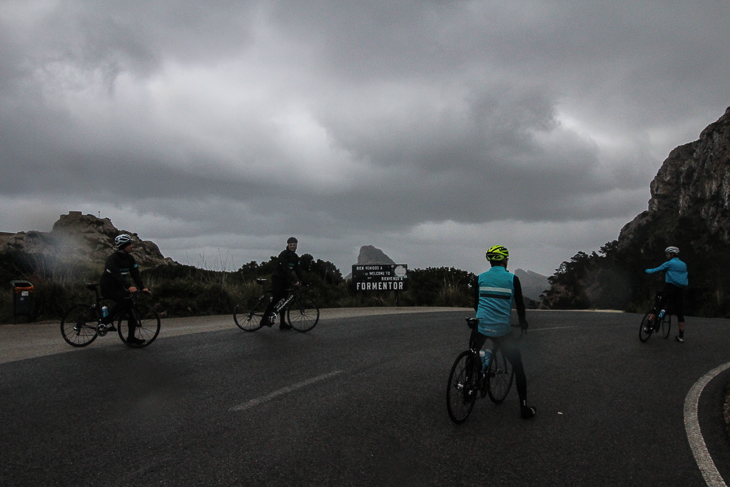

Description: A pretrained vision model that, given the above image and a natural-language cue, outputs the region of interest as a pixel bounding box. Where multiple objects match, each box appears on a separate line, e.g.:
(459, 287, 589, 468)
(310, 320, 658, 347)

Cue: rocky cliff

(542, 107, 730, 316)
(618, 107, 730, 252)
(0, 212, 176, 268)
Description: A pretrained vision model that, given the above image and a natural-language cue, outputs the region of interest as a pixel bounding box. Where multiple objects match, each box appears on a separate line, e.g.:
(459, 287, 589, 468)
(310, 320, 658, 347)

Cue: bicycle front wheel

(118, 304, 161, 348)
(639, 312, 654, 342)
(233, 295, 266, 331)
(446, 351, 479, 424)
(661, 314, 672, 339)
(60, 304, 99, 347)
(286, 297, 320, 332)
(487, 348, 514, 404)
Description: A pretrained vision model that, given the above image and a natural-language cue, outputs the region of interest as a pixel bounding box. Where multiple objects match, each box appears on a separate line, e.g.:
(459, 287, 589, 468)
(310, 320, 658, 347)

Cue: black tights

(262, 288, 287, 323)
(469, 328, 527, 403)
(100, 291, 137, 334)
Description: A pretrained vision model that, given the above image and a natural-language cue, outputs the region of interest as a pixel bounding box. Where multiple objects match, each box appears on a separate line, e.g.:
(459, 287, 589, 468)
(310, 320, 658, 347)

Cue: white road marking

(684, 362, 730, 487)
(528, 326, 581, 332)
(230, 370, 344, 412)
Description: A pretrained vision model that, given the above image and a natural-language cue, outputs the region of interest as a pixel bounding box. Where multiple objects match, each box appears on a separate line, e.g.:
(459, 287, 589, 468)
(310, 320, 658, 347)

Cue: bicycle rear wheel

(118, 304, 161, 348)
(233, 295, 266, 331)
(286, 296, 320, 332)
(661, 314, 672, 339)
(60, 304, 99, 347)
(487, 348, 514, 404)
(446, 351, 479, 424)
(639, 312, 654, 342)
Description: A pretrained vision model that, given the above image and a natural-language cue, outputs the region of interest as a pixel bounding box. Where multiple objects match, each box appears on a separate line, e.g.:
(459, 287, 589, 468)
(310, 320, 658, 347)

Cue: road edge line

(684, 362, 730, 487)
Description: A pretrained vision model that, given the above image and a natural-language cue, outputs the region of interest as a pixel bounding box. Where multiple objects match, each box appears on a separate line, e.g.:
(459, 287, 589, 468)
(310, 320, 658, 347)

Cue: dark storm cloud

(1, 0, 729, 274)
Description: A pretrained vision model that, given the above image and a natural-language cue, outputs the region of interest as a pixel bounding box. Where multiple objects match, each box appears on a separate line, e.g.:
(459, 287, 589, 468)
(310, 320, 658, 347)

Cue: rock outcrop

(357, 245, 396, 265)
(0, 212, 176, 268)
(618, 106, 730, 252)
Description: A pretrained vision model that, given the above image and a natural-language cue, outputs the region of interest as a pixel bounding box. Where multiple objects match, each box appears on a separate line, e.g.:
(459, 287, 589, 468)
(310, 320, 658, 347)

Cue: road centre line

(529, 326, 581, 332)
(230, 370, 344, 412)
(684, 362, 730, 487)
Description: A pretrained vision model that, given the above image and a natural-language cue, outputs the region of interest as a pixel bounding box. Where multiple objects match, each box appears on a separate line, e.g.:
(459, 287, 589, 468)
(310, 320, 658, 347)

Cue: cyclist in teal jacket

(472, 245, 536, 419)
(645, 246, 688, 343)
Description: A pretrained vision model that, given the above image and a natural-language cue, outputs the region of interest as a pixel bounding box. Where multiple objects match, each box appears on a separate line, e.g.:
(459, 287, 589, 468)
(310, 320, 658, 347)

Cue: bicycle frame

(254, 286, 301, 316)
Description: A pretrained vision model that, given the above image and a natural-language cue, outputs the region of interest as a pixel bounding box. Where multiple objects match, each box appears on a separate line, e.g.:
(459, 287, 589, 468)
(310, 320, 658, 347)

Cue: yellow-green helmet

(486, 245, 509, 262)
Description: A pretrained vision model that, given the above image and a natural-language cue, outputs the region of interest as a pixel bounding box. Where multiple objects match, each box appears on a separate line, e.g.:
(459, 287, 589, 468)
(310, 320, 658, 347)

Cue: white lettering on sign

(355, 281, 405, 291)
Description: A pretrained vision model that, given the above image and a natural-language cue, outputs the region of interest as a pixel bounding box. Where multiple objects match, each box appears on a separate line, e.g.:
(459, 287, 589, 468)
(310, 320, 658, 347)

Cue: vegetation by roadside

(0, 250, 484, 324)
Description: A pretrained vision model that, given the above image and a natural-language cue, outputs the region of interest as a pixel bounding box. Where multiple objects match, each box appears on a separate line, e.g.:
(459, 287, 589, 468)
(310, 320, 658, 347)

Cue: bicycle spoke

(118, 303, 161, 348)
(286, 296, 319, 332)
(487, 348, 514, 404)
(60, 304, 98, 347)
(447, 351, 478, 423)
(639, 312, 654, 342)
(233, 295, 266, 331)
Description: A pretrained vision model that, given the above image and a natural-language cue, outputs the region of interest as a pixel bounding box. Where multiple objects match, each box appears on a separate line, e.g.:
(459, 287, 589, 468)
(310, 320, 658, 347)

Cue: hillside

(0, 211, 176, 269)
(541, 107, 730, 317)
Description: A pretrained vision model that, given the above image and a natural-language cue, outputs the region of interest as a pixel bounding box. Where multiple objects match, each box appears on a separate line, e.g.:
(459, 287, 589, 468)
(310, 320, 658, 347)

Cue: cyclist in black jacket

(262, 237, 303, 330)
(99, 234, 150, 345)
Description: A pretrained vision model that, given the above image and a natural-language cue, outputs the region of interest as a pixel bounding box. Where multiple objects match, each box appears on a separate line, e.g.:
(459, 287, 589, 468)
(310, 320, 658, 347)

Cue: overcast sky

(1, 0, 729, 277)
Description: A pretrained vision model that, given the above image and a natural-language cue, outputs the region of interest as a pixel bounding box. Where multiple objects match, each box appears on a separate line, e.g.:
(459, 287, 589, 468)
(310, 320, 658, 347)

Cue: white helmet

(114, 234, 133, 249)
(664, 246, 680, 255)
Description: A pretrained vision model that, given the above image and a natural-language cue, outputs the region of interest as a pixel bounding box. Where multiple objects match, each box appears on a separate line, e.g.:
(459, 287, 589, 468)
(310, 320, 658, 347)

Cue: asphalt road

(2, 309, 730, 486)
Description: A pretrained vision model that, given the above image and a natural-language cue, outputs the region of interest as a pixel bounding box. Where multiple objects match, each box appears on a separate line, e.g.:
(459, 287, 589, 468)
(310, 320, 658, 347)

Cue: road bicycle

(233, 279, 320, 333)
(446, 318, 516, 424)
(639, 291, 672, 342)
(60, 284, 161, 348)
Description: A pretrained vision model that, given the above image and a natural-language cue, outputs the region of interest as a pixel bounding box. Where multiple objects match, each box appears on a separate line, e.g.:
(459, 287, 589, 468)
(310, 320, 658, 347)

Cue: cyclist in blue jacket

(645, 246, 688, 343)
(472, 245, 536, 419)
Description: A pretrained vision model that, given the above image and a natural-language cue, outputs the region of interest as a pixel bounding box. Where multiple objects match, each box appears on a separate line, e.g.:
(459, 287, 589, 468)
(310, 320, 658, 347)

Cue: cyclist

(261, 237, 303, 330)
(645, 246, 688, 343)
(98, 234, 150, 345)
(472, 245, 536, 419)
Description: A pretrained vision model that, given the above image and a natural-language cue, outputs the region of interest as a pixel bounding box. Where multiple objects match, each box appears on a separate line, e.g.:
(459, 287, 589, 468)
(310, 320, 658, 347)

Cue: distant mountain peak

(514, 269, 549, 301)
(357, 245, 395, 265)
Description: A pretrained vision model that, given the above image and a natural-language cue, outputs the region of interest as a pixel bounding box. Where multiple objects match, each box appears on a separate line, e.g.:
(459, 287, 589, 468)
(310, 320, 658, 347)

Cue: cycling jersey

(645, 257, 688, 288)
(272, 249, 302, 287)
(475, 266, 526, 337)
(100, 250, 144, 295)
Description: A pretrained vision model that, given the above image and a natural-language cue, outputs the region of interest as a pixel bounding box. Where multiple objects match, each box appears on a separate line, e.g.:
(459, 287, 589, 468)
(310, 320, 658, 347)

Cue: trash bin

(10, 280, 35, 317)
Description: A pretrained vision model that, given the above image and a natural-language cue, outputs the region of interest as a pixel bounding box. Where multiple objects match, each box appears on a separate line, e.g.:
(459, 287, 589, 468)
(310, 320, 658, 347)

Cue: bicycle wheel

(639, 312, 654, 342)
(233, 295, 266, 331)
(487, 348, 514, 404)
(661, 314, 672, 339)
(118, 304, 161, 348)
(60, 304, 99, 347)
(286, 296, 320, 332)
(446, 351, 479, 424)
